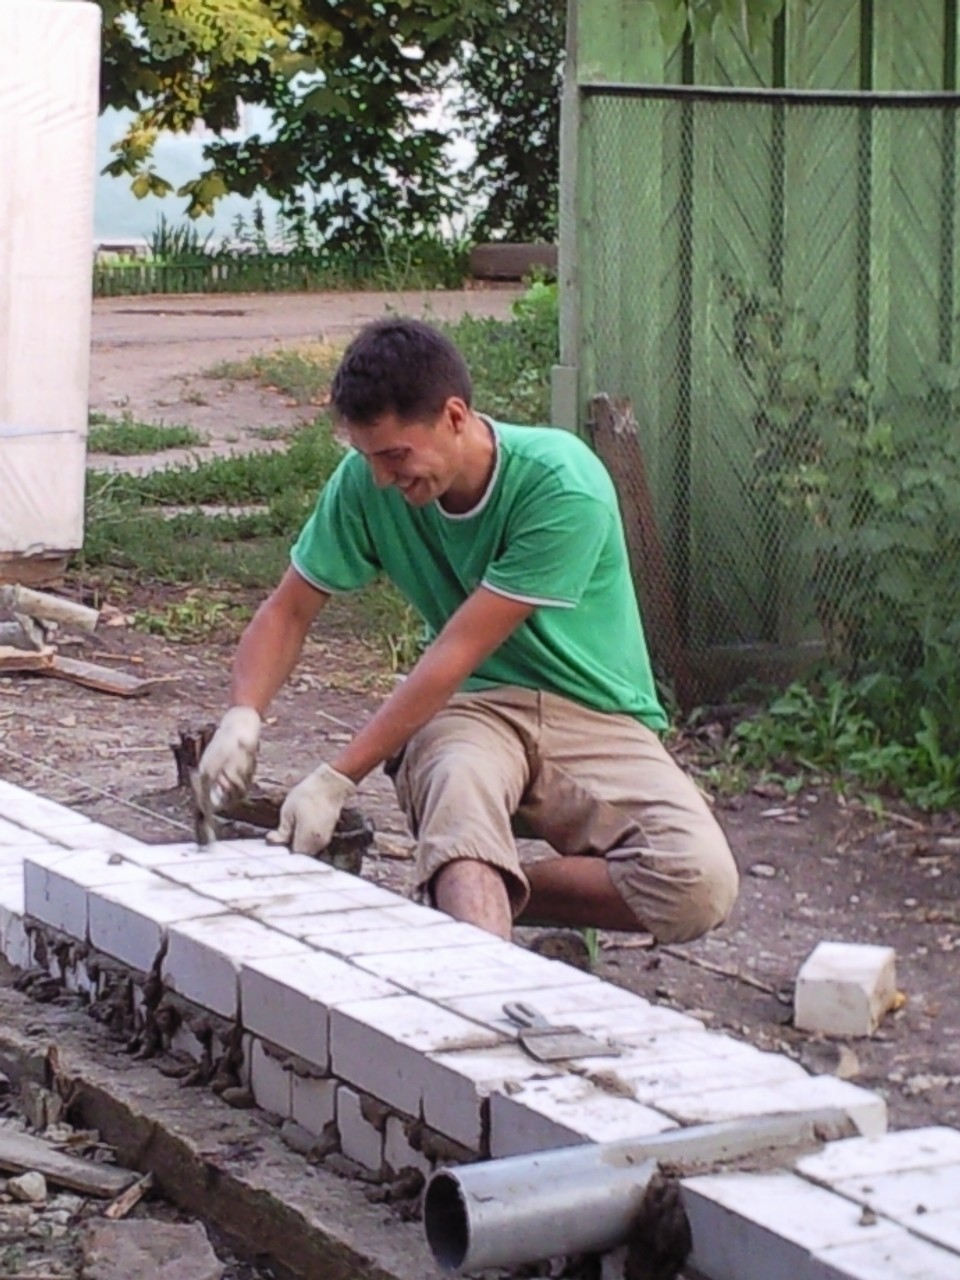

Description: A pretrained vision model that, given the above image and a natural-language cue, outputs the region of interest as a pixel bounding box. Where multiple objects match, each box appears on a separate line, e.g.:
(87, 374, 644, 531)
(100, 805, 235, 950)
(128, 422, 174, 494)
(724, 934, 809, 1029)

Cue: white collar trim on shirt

(436, 415, 501, 521)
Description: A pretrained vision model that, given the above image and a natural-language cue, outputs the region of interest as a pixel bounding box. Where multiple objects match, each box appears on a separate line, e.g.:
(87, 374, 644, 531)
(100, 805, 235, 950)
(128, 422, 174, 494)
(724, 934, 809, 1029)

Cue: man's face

(345, 402, 464, 508)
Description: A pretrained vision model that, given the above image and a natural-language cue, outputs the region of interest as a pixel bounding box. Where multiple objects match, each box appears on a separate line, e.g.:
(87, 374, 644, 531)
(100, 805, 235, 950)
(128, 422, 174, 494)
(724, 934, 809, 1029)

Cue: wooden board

(0, 644, 55, 673)
(0, 1125, 137, 1197)
(46, 654, 157, 697)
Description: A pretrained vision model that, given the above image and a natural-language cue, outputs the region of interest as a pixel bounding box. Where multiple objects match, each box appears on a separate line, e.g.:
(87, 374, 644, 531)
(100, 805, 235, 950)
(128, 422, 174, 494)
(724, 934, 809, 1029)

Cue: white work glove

(266, 763, 356, 856)
(198, 706, 262, 810)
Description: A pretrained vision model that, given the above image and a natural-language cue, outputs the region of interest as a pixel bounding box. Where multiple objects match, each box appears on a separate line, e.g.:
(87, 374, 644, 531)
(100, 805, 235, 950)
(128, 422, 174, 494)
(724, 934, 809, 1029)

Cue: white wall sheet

(0, 0, 101, 556)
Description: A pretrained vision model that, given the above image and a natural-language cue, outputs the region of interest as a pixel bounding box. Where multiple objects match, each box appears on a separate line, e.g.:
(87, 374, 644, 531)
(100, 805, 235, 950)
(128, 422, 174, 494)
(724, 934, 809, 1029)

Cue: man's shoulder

(493, 420, 613, 500)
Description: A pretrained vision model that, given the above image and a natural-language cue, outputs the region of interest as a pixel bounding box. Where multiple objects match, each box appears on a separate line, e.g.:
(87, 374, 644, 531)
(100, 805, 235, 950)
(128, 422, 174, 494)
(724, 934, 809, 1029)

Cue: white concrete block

(122, 840, 286, 869)
(443, 980, 703, 1039)
(151, 853, 304, 886)
(0, 818, 58, 848)
(682, 1171, 900, 1280)
(910, 1209, 960, 1256)
(163, 914, 303, 1019)
(797, 1127, 960, 1185)
(42, 825, 146, 853)
(809, 1224, 960, 1280)
(0, 790, 90, 833)
(183, 871, 349, 906)
(249, 1037, 292, 1119)
(329, 994, 503, 1116)
(240, 949, 398, 1069)
(89, 880, 226, 974)
(582, 1036, 807, 1106)
(421, 1044, 562, 1149)
(306, 918, 498, 958)
(300, 903, 451, 941)
(383, 1115, 432, 1178)
(830, 1164, 960, 1222)
(660, 1074, 887, 1137)
(489, 1074, 677, 1157)
(0, 883, 31, 969)
(23, 851, 156, 940)
(337, 1086, 383, 1173)
(353, 942, 588, 999)
(795, 941, 897, 1037)
(291, 1072, 337, 1137)
(250, 886, 407, 931)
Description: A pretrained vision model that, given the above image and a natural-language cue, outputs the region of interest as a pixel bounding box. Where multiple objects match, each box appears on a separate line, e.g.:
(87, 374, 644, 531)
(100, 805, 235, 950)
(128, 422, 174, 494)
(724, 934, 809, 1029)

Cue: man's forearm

(229, 576, 328, 712)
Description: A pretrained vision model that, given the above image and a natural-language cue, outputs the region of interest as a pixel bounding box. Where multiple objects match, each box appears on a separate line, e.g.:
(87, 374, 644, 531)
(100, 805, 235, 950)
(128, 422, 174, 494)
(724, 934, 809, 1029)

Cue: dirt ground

(2, 289, 958, 1144)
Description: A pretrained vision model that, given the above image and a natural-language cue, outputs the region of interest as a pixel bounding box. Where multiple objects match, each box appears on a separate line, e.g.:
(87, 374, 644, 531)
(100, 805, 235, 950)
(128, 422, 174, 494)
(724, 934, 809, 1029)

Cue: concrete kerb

(0, 977, 436, 1280)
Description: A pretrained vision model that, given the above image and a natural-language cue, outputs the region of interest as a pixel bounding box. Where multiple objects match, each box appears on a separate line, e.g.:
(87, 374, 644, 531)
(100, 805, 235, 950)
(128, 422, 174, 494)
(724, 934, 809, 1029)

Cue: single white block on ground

(795, 941, 897, 1037)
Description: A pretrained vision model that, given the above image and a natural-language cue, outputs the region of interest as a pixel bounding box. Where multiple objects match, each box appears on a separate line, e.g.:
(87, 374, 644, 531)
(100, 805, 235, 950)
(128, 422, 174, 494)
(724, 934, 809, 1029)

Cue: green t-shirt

(291, 420, 667, 730)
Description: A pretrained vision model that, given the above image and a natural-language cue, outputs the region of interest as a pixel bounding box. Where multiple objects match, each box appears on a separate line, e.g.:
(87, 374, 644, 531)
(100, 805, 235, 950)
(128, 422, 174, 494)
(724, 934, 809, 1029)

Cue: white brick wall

(9, 788, 956, 1280)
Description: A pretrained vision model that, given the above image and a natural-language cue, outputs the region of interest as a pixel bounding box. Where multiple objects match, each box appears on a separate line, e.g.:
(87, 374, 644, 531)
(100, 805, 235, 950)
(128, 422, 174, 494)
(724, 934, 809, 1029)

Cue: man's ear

(444, 396, 470, 434)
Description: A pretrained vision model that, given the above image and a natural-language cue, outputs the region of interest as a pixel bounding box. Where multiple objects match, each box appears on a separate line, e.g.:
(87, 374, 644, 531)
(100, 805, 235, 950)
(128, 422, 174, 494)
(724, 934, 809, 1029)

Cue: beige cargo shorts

(386, 686, 738, 945)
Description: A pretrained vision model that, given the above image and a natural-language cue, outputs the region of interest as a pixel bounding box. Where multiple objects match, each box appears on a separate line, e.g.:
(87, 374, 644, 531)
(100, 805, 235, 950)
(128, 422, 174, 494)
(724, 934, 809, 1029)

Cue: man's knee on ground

(658, 845, 740, 944)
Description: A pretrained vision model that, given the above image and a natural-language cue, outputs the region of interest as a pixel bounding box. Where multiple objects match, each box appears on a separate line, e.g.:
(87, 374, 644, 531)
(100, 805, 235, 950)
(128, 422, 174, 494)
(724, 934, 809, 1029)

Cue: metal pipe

(424, 1110, 851, 1272)
(425, 1148, 659, 1272)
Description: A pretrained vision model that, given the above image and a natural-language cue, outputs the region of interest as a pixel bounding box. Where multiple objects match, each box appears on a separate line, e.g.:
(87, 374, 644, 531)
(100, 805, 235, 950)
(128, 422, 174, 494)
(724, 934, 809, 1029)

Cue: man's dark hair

(330, 317, 473, 426)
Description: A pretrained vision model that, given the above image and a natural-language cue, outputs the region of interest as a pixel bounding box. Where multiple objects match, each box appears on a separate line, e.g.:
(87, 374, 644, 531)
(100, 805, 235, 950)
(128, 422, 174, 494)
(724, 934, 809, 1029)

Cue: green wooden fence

(557, 0, 960, 698)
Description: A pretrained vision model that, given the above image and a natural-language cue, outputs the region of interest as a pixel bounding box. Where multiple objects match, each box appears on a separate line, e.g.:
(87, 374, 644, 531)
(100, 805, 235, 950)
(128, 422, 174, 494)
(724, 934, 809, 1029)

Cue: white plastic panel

(0, 0, 100, 554)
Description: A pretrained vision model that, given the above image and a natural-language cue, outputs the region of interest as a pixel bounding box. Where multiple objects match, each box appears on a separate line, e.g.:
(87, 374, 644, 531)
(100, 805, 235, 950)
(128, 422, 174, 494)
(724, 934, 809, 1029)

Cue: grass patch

(88, 414, 205, 455)
(210, 342, 344, 407)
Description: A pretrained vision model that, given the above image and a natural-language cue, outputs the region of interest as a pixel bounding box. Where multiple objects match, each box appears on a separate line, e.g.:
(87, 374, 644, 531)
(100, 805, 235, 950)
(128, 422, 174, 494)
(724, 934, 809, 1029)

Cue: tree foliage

(98, 0, 786, 248)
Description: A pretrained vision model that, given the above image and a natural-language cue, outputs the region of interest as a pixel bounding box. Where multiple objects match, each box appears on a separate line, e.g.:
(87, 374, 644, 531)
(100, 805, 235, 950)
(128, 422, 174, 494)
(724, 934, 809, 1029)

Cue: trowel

(503, 1001, 621, 1062)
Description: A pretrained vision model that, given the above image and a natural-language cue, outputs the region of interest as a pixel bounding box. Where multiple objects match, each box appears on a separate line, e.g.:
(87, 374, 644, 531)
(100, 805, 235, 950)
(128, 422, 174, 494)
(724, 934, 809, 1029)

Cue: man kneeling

(199, 318, 738, 943)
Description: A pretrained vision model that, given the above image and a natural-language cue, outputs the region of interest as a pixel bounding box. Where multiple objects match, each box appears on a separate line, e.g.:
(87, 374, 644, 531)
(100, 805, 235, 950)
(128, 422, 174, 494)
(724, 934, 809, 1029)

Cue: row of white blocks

(2, 779, 959, 1279)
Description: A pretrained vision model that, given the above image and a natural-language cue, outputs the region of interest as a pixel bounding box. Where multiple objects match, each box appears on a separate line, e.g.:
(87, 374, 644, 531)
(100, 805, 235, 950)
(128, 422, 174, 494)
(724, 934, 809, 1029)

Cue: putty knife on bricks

(503, 1001, 620, 1062)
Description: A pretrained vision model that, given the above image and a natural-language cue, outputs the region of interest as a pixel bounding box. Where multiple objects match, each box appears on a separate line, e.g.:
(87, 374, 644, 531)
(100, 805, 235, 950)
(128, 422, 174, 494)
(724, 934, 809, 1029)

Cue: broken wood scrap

(0, 584, 99, 633)
(0, 1125, 137, 1197)
(103, 1170, 155, 1219)
(0, 644, 55, 673)
(45, 654, 160, 697)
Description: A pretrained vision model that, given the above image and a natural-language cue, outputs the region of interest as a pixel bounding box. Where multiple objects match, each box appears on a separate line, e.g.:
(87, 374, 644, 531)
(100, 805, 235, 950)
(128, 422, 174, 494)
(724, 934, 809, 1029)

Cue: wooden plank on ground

(0, 1125, 137, 1196)
(0, 645, 55, 674)
(46, 655, 157, 697)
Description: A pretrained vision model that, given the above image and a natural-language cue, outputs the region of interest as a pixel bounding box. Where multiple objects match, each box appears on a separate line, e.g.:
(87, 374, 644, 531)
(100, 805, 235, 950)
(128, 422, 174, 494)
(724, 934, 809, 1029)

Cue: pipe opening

(424, 1170, 470, 1271)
